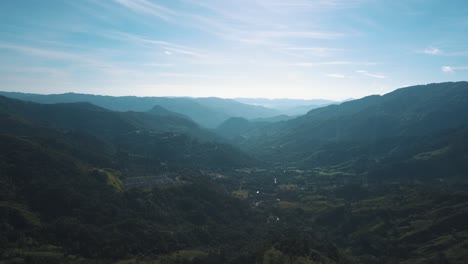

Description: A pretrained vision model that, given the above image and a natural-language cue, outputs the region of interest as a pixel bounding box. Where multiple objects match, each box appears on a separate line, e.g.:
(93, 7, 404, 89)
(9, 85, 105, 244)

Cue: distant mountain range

(234, 97, 340, 115)
(0, 91, 342, 128)
(0, 92, 282, 128)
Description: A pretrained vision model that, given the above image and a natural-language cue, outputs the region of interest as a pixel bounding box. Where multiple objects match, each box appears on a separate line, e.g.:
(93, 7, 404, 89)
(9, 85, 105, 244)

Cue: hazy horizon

(2, 82, 465, 102)
(1, 88, 348, 101)
(1, 1, 468, 100)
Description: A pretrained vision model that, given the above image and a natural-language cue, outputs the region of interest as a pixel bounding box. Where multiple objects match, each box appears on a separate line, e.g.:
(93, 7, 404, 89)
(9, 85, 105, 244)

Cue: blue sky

(1, 0, 467, 100)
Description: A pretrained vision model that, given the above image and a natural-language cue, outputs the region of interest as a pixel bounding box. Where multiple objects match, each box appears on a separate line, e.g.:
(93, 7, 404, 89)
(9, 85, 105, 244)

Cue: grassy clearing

(278, 201, 299, 208)
(0, 201, 41, 227)
(232, 190, 249, 199)
(95, 168, 124, 192)
(413, 146, 451, 160)
(279, 184, 297, 190)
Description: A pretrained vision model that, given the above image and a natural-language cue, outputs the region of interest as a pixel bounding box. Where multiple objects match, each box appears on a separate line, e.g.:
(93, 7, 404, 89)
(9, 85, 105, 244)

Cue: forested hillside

(224, 82, 468, 180)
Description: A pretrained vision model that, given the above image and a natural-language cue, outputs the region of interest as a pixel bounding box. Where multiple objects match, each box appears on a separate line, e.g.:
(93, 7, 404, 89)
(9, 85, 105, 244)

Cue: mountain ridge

(0, 91, 284, 128)
(224, 82, 468, 175)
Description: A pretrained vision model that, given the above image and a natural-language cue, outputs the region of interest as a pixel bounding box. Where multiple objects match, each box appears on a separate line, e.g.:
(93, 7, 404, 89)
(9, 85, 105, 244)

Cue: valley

(1, 82, 468, 263)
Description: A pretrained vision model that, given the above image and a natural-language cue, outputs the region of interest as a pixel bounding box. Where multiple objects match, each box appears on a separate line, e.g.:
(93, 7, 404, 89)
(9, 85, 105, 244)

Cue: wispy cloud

(155, 72, 246, 79)
(98, 31, 208, 58)
(173, 0, 350, 48)
(417, 46, 468, 57)
(0, 42, 94, 63)
(423, 47, 441, 55)
(441, 66, 468, 73)
(113, 0, 175, 21)
(256, 0, 365, 12)
(0, 41, 152, 80)
(253, 30, 345, 40)
(283, 46, 343, 54)
(287, 61, 351, 67)
(325, 73, 347, 78)
(356, 70, 386, 79)
(143, 63, 174, 67)
(0, 65, 66, 74)
(285, 61, 377, 67)
(190, 19, 346, 46)
(442, 66, 453, 73)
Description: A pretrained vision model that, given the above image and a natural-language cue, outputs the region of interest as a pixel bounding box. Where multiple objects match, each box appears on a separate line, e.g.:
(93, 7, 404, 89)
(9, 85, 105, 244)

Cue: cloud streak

(0, 41, 155, 80)
(113, 0, 176, 21)
(422, 47, 441, 55)
(325, 73, 347, 78)
(98, 31, 208, 58)
(284, 61, 378, 67)
(417, 46, 468, 57)
(441, 66, 468, 73)
(119, 0, 350, 50)
(356, 70, 386, 79)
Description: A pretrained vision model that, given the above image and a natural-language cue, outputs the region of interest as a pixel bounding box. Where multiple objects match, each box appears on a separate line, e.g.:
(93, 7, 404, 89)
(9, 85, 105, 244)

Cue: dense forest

(1, 82, 468, 263)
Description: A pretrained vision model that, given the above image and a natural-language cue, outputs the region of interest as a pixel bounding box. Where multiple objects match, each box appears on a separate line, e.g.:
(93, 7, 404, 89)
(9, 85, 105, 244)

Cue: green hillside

(232, 82, 468, 178)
